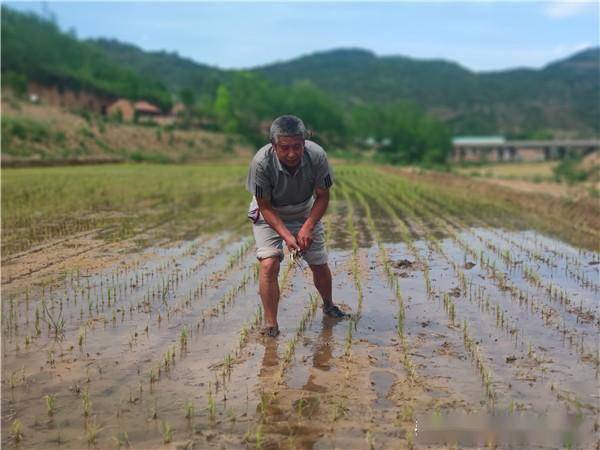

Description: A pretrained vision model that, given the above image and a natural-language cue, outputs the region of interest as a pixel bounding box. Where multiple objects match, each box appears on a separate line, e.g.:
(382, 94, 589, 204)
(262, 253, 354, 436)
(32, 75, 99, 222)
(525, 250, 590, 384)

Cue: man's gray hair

(269, 115, 307, 143)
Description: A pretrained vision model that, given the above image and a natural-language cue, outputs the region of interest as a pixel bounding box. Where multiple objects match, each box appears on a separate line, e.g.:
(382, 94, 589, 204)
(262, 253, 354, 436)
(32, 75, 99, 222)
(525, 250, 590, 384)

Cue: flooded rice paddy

(2, 169, 599, 449)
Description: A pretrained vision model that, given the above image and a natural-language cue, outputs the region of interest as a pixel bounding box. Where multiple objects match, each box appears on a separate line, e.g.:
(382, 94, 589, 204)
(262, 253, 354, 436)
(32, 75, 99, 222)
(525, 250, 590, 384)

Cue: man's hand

(284, 234, 302, 253)
(297, 220, 315, 251)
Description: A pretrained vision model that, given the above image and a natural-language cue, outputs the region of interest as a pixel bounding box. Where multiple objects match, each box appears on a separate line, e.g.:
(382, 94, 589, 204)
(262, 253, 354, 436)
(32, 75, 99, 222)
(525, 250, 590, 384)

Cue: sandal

(323, 304, 349, 319)
(260, 325, 280, 338)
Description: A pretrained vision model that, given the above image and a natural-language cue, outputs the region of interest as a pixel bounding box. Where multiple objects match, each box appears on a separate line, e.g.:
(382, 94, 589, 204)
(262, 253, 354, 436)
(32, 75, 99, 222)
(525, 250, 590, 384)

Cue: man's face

(273, 135, 305, 168)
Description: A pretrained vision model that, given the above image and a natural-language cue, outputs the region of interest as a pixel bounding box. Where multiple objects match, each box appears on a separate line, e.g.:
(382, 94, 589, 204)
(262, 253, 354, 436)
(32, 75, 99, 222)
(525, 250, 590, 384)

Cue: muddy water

(2, 228, 599, 449)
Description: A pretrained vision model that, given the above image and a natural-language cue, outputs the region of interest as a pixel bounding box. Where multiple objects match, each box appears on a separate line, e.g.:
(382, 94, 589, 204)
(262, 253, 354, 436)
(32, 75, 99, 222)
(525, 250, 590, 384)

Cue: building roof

(134, 101, 161, 114)
(452, 136, 506, 146)
(108, 98, 132, 108)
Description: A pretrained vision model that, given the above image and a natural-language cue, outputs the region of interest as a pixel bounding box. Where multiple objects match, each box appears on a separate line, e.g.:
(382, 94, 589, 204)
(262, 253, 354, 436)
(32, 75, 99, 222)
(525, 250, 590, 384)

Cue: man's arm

(256, 197, 301, 252)
(297, 186, 329, 251)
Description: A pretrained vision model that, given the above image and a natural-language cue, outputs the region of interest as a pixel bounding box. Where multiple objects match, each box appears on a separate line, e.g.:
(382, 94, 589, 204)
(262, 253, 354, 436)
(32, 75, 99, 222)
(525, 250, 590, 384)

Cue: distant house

(134, 101, 162, 118)
(106, 99, 163, 122)
(107, 99, 135, 121)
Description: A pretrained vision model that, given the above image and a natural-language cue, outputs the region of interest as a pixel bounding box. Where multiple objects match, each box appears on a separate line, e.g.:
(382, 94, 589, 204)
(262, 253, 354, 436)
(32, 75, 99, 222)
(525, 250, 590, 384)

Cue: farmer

(246, 115, 348, 337)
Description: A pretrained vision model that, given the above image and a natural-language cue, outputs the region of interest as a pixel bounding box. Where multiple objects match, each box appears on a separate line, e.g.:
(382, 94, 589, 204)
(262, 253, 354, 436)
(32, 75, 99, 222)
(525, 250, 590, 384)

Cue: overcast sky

(6, 1, 599, 72)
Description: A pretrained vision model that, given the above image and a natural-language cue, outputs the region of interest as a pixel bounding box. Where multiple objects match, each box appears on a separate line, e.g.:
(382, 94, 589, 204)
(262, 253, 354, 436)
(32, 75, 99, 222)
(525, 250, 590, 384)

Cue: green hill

(253, 48, 599, 137)
(88, 38, 227, 101)
(1, 6, 172, 109)
(2, 5, 598, 139)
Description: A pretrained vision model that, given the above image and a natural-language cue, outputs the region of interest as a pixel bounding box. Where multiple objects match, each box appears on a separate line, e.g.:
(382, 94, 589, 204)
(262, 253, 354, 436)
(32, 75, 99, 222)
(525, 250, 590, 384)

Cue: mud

(2, 200, 599, 449)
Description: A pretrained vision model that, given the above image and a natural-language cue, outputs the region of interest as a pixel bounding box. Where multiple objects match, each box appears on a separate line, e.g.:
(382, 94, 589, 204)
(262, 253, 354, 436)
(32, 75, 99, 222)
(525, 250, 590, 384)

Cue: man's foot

(260, 325, 280, 338)
(322, 304, 349, 319)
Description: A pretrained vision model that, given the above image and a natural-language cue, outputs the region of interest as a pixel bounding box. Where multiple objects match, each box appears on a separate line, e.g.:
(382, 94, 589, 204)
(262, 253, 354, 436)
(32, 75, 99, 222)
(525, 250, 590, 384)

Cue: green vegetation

(256, 48, 599, 137)
(553, 155, 594, 184)
(207, 71, 450, 164)
(1, 164, 249, 255)
(2, 116, 66, 157)
(1, 6, 171, 109)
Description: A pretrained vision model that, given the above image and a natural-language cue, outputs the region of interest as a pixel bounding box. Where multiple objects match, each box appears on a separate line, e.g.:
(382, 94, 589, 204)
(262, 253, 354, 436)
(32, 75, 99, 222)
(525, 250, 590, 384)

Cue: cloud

(543, 1, 597, 19)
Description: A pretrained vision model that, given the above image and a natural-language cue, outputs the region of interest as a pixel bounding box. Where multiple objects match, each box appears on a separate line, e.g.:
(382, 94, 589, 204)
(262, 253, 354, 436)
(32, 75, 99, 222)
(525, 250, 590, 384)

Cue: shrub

(129, 151, 172, 164)
(553, 155, 589, 184)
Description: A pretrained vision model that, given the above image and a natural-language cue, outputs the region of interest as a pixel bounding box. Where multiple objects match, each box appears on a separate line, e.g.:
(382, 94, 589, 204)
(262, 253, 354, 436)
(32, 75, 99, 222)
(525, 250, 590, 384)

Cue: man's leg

(309, 263, 333, 308)
(259, 256, 281, 327)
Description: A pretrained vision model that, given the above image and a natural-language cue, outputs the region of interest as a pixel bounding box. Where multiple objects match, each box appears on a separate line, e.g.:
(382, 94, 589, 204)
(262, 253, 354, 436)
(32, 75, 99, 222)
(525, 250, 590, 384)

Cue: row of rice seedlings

(386, 176, 598, 376)
(404, 179, 599, 296)
(389, 178, 593, 361)
(348, 178, 424, 447)
(353, 187, 417, 383)
(467, 212, 597, 293)
(198, 263, 299, 426)
(203, 266, 303, 433)
(396, 200, 503, 403)
(396, 231, 497, 400)
(451, 255, 595, 413)
(524, 230, 592, 268)
(443, 223, 592, 360)
(147, 266, 258, 392)
(6, 242, 257, 442)
(199, 268, 255, 323)
(466, 228, 597, 323)
(274, 294, 320, 384)
(225, 237, 254, 271)
(490, 228, 599, 292)
(340, 185, 364, 313)
(17, 238, 254, 380)
(324, 180, 339, 245)
(3, 165, 248, 257)
(350, 173, 512, 404)
(11, 233, 247, 353)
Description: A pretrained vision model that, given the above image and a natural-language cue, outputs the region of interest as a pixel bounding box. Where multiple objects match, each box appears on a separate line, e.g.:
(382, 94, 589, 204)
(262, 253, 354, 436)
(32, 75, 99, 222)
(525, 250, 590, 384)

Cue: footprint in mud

(370, 370, 397, 409)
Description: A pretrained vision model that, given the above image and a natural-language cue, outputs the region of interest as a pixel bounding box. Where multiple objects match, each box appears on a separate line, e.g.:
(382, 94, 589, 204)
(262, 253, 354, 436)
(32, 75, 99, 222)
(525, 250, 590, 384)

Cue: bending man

(246, 115, 347, 338)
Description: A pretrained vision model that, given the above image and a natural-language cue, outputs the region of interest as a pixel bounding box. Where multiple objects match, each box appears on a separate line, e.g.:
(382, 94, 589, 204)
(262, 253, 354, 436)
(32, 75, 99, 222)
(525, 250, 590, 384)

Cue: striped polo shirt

(246, 140, 335, 207)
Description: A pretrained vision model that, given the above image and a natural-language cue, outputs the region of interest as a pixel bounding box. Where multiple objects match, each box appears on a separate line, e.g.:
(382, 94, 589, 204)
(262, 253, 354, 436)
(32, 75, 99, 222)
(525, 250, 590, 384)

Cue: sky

(5, 1, 599, 72)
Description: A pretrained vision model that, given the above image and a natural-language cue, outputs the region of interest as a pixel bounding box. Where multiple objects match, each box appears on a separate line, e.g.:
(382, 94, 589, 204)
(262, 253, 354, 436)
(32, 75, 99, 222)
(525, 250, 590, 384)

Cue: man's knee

(260, 257, 280, 280)
(309, 263, 330, 277)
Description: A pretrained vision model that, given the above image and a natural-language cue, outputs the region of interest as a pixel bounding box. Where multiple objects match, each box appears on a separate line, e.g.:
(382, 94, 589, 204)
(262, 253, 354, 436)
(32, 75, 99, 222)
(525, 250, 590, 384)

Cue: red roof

(134, 101, 161, 114)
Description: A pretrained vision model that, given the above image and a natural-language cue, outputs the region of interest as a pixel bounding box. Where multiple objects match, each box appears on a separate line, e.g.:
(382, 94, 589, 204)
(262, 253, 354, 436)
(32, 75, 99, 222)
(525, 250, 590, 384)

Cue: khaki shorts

(248, 196, 328, 266)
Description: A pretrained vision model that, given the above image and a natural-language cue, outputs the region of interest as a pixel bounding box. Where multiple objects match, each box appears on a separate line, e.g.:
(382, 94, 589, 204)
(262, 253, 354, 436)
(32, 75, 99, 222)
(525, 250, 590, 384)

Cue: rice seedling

(207, 386, 217, 422)
(82, 388, 92, 417)
(86, 417, 102, 445)
(366, 430, 375, 449)
(11, 419, 24, 443)
(44, 393, 56, 416)
(160, 421, 172, 444)
(43, 300, 65, 340)
(344, 319, 354, 357)
(78, 327, 86, 347)
(113, 431, 131, 449)
(180, 326, 188, 352)
(255, 424, 264, 449)
(331, 398, 348, 421)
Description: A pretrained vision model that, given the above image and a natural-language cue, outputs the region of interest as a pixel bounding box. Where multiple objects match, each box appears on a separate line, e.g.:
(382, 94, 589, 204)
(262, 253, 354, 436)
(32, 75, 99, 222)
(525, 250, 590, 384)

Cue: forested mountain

(88, 38, 226, 101)
(2, 5, 598, 149)
(1, 6, 172, 109)
(254, 48, 599, 137)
